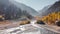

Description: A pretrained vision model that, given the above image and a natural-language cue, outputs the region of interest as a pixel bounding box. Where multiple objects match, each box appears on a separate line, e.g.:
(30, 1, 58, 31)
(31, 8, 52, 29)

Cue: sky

(15, 0, 58, 11)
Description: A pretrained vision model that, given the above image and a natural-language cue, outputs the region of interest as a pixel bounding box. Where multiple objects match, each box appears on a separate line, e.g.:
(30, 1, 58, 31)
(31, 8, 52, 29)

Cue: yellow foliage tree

(41, 12, 60, 25)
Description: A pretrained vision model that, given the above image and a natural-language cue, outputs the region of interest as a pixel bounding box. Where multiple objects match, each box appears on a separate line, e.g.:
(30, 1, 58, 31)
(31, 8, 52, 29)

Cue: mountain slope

(39, 1, 60, 17)
(39, 5, 51, 17)
(0, 0, 39, 20)
(10, 0, 39, 16)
